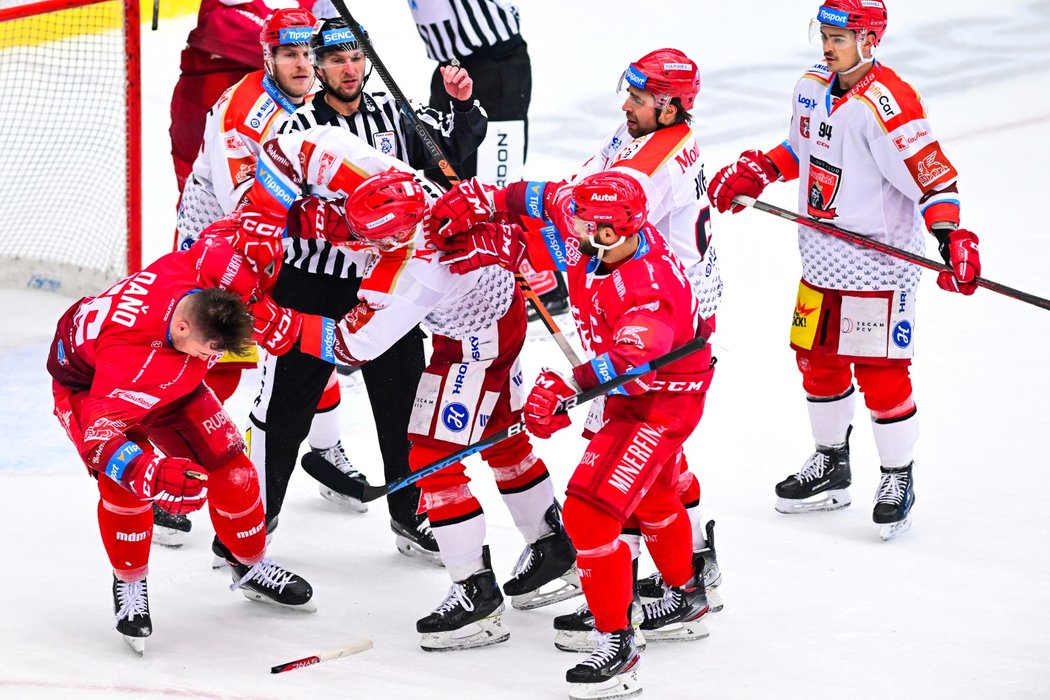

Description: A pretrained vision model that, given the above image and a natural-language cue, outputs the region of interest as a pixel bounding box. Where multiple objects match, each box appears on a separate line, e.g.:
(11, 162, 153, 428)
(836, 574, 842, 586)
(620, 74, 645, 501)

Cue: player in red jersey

(46, 224, 314, 656)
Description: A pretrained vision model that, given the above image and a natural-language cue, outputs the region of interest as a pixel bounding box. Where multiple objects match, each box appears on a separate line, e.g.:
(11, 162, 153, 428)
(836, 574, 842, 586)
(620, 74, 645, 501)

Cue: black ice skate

(640, 553, 710, 643)
(873, 463, 915, 541)
(554, 596, 646, 653)
(417, 546, 509, 651)
(503, 503, 582, 610)
(112, 575, 151, 656)
(228, 556, 316, 612)
(151, 503, 191, 548)
(637, 519, 724, 612)
(211, 519, 276, 570)
(309, 442, 369, 513)
(565, 628, 642, 700)
(391, 513, 443, 567)
(775, 426, 853, 514)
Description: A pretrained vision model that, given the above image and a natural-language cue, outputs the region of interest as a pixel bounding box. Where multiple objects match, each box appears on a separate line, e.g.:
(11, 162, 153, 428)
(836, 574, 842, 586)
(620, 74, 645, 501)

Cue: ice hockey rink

(2, 0, 1049, 697)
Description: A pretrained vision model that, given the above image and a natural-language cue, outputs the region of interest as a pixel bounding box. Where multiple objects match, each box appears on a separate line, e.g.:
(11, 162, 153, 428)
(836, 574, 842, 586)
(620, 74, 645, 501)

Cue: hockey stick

(735, 195, 1050, 312)
(330, 0, 580, 364)
(302, 334, 708, 503)
(270, 640, 373, 674)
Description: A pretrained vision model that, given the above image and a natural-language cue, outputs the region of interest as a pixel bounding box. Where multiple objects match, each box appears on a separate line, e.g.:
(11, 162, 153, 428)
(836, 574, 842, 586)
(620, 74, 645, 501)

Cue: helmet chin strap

(838, 41, 875, 76)
(588, 231, 627, 262)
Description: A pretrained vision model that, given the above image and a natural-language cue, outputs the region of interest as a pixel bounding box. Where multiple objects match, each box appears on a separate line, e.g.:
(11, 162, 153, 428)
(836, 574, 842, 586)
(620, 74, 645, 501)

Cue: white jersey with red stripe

(247, 127, 517, 363)
(575, 121, 720, 319)
(772, 61, 961, 294)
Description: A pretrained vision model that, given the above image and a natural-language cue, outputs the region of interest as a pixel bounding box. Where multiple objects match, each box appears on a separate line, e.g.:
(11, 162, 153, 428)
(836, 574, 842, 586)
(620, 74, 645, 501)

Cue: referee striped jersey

(409, 0, 524, 63)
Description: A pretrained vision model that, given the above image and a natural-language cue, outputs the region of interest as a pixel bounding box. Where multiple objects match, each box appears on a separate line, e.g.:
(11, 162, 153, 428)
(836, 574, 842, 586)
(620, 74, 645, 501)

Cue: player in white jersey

(239, 127, 581, 649)
(707, 0, 982, 541)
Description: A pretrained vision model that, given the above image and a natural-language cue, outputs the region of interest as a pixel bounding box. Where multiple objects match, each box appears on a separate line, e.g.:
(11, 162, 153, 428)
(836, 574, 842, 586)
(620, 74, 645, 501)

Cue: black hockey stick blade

(300, 453, 378, 503)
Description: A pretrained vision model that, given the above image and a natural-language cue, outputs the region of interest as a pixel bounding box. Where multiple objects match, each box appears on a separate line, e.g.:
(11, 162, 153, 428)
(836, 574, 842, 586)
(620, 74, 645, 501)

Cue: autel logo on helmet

(817, 6, 849, 26)
(590, 193, 617, 202)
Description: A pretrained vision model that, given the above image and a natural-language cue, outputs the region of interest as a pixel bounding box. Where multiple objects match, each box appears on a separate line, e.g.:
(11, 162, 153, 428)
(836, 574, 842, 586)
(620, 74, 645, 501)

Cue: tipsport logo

(817, 6, 849, 27)
(624, 64, 648, 91)
(441, 402, 470, 433)
(278, 27, 312, 44)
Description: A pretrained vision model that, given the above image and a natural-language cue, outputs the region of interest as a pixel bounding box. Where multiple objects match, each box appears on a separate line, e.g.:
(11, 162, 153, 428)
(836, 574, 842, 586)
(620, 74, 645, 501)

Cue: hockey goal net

(0, 0, 140, 297)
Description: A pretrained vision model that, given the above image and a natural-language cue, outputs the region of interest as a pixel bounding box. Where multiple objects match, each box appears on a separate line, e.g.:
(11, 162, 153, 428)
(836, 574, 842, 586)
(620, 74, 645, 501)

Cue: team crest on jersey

(800, 117, 811, 139)
(807, 157, 842, 219)
(373, 131, 396, 156)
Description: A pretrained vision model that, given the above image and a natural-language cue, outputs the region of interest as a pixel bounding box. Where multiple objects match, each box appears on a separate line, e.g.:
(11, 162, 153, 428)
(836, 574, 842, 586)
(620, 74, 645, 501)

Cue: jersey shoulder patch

(612, 123, 694, 177)
(802, 62, 832, 86)
(857, 66, 925, 133)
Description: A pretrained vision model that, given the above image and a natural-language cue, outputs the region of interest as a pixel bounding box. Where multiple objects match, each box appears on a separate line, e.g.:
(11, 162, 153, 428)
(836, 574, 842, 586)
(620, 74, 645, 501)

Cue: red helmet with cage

(571, 171, 648, 238)
(815, 0, 888, 46)
(344, 170, 426, 251)
(622, 48, 700, 111)
(260, 8, 317, 63)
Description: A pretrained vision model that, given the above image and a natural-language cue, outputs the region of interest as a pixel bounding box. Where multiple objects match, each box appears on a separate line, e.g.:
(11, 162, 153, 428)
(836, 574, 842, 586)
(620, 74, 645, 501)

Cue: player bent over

(707, 0, 981, 540)
(47, 231, 314, 655)
(439, 172, 713, 699)
(237, 128, 581, 650)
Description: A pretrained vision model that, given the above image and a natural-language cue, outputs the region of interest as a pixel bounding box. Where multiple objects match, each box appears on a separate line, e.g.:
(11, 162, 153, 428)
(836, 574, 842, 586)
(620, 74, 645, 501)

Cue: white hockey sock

(307, 405, 341, 451)
(246, 417, 267, 513)
(619, 531, 641, 559)
(684, 502, 708, 551)
(499, 476, 555, 544)
(807, 386, 856, 447)
(871, 408, 919, 469)
(431, 513, 488, 582)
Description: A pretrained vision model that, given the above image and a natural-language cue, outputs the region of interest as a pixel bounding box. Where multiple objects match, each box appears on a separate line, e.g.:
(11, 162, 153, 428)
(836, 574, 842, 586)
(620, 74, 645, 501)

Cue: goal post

(0, 0, 141, 297)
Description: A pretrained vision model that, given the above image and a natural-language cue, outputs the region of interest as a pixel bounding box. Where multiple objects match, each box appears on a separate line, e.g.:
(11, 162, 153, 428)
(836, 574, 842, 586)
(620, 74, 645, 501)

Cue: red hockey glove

(287, 196, 354, 244)
(440, 220, 526, 274)
(707, 149, 779, 214)
(936, 228, 980, 295)
(251, 295, 303, 356)
(428, 177, 499, 239)
(121, 454, 208, 516)
(524, 369, 578, 439)
(233, 204, 285, 278)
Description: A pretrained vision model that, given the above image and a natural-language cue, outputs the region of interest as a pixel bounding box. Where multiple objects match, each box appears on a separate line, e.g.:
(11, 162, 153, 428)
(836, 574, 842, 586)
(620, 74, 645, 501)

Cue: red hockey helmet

(620, 48, 700, 111)
(344, 170, 426, 251)
(814, 0, 888, 46)
(571, 171, 648, 239)
(260, 8, 317, 63)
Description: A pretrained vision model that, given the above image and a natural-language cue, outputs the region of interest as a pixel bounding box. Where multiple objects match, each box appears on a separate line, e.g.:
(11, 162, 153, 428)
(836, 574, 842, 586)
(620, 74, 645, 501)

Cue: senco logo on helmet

(366, 212, 396, 230)
(278, 27, 311, 44)
(663, 62, 693, 72)
(323, 28, 355, 46)
(817, 5, 850, 27)
(624, 64, 648, 91)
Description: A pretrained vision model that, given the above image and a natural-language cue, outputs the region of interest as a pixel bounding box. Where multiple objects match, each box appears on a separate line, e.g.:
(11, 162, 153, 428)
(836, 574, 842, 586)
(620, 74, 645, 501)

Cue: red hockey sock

(97, 477, 152, 581)
(638, 505, 694, 588)
(410, 442, 481, 525)
(208, 454, 265, 565)
(564, 495, 632, 633)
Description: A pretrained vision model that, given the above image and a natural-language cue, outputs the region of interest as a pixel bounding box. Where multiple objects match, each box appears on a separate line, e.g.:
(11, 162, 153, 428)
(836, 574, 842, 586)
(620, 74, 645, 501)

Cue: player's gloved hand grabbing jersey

(251, 295, 302, 355)
(119, 454, 208, 515)
(440, 219, 526, 274)
(524, 369, 578, 439)
(427, 177, 499, 239)
(935, 228, 980, 295)
(233, 204, 286, 277)
(707, 149, 780, 214)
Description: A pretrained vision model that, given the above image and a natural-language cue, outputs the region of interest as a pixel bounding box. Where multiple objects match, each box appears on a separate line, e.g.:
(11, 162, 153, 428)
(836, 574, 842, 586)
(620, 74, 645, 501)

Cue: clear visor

(354, 222, 417, 252)
(571, 215, 597, 239)
(314, 48, 367, 70)
(615, 71, 670, 110)
(808, 19, 858, 48)
(271, 45, 312, 65)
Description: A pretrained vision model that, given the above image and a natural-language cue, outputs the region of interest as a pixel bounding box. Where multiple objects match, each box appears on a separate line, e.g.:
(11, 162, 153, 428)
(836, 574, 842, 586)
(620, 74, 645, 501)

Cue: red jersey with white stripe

(766, 61, 961, 293)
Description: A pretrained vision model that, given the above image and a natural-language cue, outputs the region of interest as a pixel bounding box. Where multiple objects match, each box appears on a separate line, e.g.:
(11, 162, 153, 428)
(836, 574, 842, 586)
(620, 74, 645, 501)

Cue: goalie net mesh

(0, 0, 140, 297)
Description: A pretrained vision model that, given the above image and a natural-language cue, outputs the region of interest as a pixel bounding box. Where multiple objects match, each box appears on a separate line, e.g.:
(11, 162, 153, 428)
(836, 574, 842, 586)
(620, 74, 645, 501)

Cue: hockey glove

(707, 149, 779, 214)
(288, 196, 354, 245)
(251, 295, 303, 356)
(524, 369, 578, 439)
(233, 204, 286, 278)
(935, 228, 980, 296)
(440, 220, 526, 274)
(120, 454, 208, 516)
(428, 177, 499, 240)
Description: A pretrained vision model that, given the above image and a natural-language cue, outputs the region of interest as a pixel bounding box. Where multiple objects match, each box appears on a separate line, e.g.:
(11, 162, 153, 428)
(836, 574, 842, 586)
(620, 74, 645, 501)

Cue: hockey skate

(417, 546, 509, 651)
(554, 597, 646, 653)
(775, 426, 853, 514)
(640, 553, 710, 643)
(113, 575, 151, 657)
(637, 520, 724, 612)
(503, 503, 582, 610)
(228, 556, 316, 612)
(211, 520, 276, 569)
(309, 442, 368, 513)
(565, 628, 642, 700)
(874, 463, 915, 541)
(151, 503, 191, 548)
(391, 514, 443, 567)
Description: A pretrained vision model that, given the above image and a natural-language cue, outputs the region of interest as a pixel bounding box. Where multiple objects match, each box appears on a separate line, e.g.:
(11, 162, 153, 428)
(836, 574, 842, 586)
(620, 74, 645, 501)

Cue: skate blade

(555, 629, 647, 654)
(879, 514, 913, 542)
(775, 489, 851, 514)
(151, 526, 190, 549)
(211, 555, 231, 570)
(240, 589, 318, 613)
(511, 570, 583, 611)
(122, 634, 146, 657)
(319, 485, 368, 513)
(706, 586, 725, 614)
(568, 669, 642, 700)
(644, 615, 710, 643)
(395, 536, 445, 567)
(420, 611, 510, 652)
